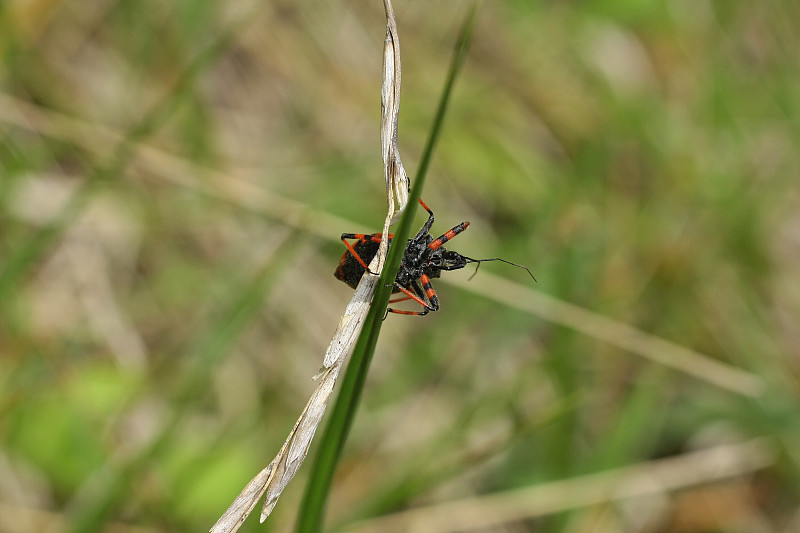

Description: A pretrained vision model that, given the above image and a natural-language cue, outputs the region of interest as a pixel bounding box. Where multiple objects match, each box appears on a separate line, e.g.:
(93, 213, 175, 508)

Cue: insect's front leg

(411, 199, 436, 242)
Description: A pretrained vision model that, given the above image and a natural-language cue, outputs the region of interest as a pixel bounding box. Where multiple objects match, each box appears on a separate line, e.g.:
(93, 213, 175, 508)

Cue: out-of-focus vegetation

(1, 1, 799, 532)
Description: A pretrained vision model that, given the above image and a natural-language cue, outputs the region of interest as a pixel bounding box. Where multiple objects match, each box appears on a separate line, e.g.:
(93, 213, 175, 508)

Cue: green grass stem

(294, 5, 479, 532)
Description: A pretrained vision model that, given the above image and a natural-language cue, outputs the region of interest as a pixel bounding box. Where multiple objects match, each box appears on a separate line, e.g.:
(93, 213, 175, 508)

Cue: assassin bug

(334, 199, 535, 316)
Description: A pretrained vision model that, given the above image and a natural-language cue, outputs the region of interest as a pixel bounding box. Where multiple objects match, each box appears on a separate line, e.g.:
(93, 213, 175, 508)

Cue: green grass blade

(294, 5, 479, 532)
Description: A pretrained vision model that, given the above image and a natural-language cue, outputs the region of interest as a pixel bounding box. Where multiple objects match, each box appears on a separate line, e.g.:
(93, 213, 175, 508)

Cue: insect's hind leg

(386, 275, 439, 316)
(340, 233, 389, 272)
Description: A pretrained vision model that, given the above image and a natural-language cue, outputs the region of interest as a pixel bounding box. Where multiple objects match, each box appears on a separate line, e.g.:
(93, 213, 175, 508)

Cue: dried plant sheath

(382, 0, 410, 222)
(210, 2, 407, 532)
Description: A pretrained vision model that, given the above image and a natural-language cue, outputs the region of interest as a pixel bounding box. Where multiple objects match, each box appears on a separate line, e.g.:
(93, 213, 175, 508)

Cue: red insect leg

(428, 221, 470, 251)
(387, 274, 439, 316)
(340, 232, 393, 270)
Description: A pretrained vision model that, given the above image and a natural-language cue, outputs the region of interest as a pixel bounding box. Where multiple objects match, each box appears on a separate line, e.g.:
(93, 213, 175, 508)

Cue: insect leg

(386, 274, 439, 316)
(340, 233, 392, 270)
(411, 199, 436, 242)
(428, 221, 470, 251)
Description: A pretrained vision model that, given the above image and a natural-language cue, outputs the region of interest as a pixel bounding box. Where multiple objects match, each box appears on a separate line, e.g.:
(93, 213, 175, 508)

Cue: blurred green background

(2, 0, 800, 532)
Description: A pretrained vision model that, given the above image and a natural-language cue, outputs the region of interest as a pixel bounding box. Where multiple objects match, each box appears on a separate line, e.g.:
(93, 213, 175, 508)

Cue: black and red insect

(334, 199, 535, 316)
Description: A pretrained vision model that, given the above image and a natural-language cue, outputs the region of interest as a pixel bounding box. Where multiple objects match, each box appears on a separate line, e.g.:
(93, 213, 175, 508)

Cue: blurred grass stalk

(0, 9, 273, 533)
(0, 16, 244, 298)
(345, 437, 776, 532)
(0, 91, 765, 400)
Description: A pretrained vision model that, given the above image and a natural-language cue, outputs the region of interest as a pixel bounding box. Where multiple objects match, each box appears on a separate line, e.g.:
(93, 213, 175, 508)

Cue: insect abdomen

(334, 239, 381, 289)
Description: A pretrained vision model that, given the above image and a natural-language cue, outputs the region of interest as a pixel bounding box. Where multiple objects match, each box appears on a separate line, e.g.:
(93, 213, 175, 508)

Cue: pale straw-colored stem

(346, 438, 776, 533)
(210, 1, 408, 531)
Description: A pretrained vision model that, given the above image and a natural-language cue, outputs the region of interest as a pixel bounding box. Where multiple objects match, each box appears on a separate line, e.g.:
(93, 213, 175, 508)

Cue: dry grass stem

(381, 0, 410, 222)
(210, 1, 407, 531)
(0, 93, 762, 400)
(448, 273, 765, 397)
(347, 438, 776, 533)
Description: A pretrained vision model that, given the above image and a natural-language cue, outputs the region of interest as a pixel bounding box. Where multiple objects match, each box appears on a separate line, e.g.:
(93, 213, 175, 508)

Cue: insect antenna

(464, 256, 537, 282)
